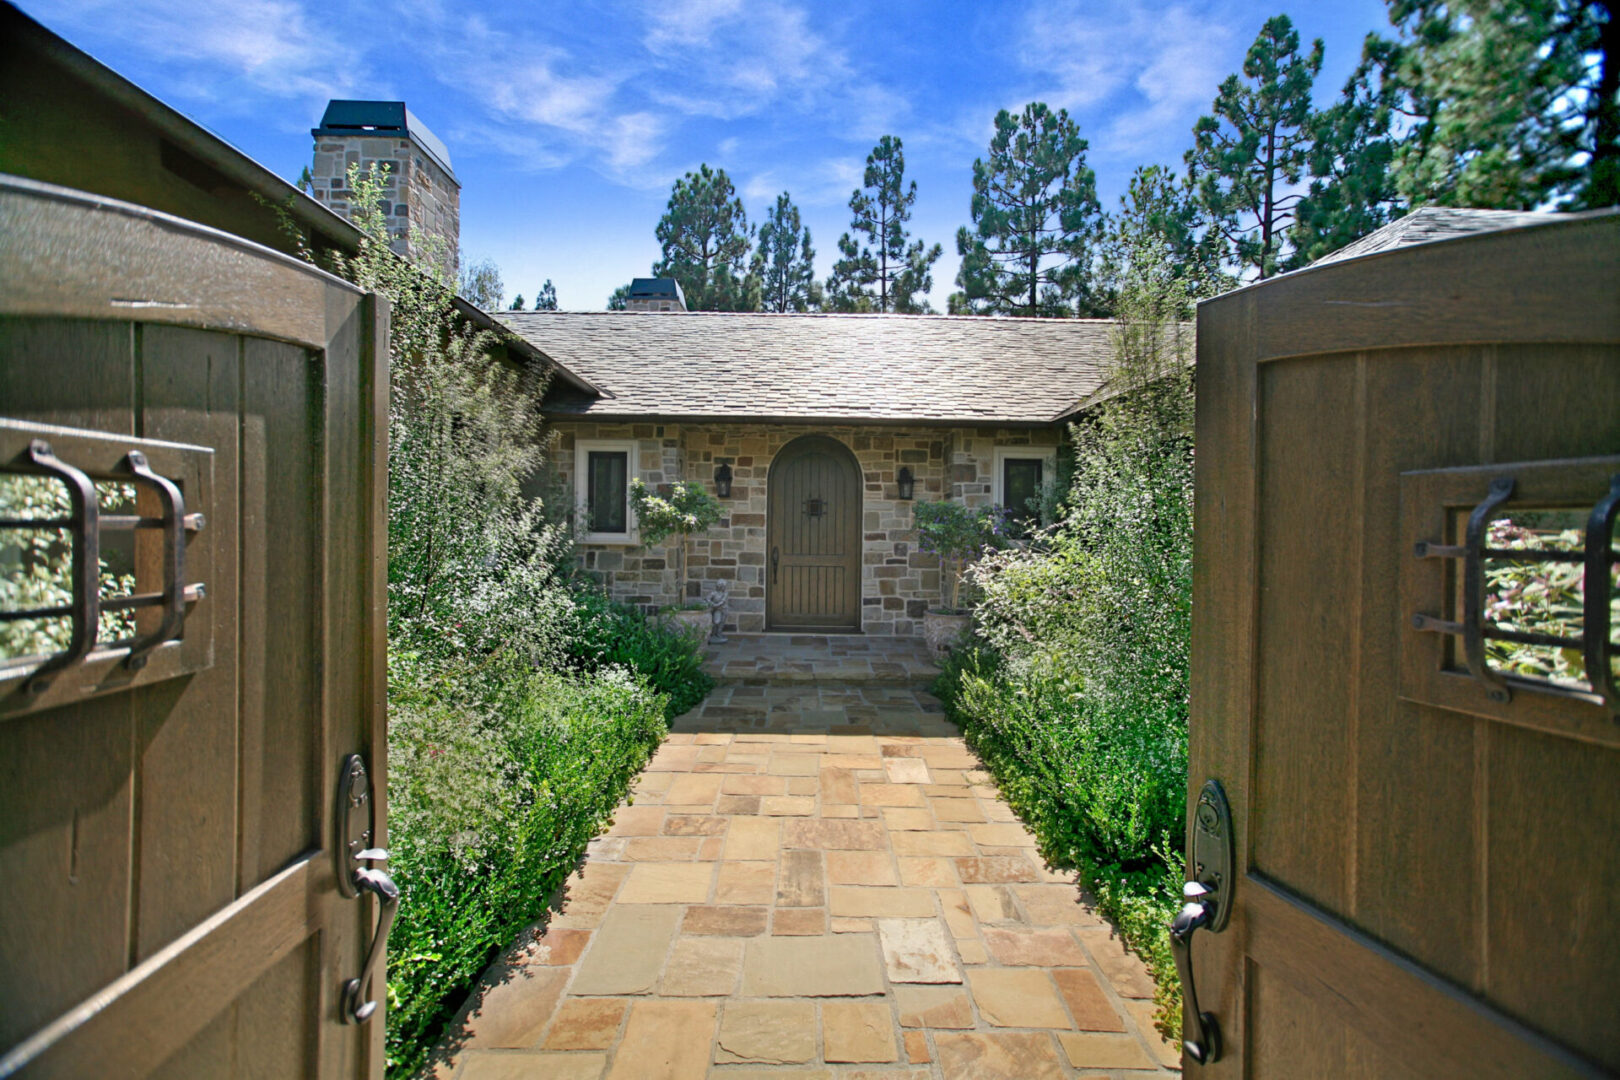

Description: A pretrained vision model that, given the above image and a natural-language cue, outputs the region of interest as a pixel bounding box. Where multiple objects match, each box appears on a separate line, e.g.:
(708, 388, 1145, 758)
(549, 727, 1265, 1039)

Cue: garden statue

(706, 579, 730, 643)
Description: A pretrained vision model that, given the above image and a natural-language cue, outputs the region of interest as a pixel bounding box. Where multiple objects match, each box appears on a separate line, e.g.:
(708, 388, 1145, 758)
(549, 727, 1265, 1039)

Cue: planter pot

(923, 611, 971, 659)
(666, 608, 713, 647)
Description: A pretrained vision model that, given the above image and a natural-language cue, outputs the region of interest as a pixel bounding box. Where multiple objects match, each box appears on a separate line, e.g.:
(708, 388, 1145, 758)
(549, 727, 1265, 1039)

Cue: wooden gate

(0, 175, 389, 1078)
(766, 435, 862, 632)
(1185, 213, 1619, 1076)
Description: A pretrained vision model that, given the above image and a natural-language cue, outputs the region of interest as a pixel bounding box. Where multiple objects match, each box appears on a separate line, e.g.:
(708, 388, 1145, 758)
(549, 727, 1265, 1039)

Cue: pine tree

(826, 136, 942, 313)
(534, 279, 559, 311)
(753, 193, 823, 312)
(509, 294, 525, 311)
(950, 103, 1103, 317)
(1288, 38, 1403, 268)
(1382, 0, 1612, 210)
(1187, 14, 1323, 279)
(607, 284, 630, 311)
(653, 165, 760, 311)
(1099, 165, 1230, 312)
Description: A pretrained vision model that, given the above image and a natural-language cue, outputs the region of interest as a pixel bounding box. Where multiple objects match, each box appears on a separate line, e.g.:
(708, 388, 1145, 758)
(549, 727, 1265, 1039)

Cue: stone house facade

(500, 309, 1119, 637)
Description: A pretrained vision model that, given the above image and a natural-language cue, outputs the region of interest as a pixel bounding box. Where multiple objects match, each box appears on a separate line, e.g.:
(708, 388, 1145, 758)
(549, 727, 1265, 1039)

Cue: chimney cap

(628, 277, 686, 304)
(312, 100, 456, 183)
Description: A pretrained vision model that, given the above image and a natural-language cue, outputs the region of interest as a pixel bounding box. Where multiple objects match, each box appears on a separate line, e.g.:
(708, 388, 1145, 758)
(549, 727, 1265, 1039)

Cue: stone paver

(427, 646, 1179, 1078)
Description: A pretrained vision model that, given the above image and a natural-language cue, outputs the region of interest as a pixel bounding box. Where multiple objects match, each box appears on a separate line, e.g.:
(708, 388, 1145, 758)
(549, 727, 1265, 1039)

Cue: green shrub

(384, 654, 667, 1076)
(566, 587, 715, 718)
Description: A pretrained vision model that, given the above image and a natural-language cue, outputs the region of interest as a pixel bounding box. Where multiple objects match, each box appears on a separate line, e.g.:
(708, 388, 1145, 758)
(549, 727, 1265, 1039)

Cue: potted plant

(913, 498, 1005, 657)
(630, 477, 724, 644)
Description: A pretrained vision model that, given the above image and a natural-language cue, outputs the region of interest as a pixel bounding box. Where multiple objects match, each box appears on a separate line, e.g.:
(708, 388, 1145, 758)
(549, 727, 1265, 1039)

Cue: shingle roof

(498, 311, 1122, 424)
(1309, 206, 1563, 266)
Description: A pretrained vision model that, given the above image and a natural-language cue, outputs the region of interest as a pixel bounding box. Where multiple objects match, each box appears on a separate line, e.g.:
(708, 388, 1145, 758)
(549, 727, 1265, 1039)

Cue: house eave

(540, 410, 1066, 429)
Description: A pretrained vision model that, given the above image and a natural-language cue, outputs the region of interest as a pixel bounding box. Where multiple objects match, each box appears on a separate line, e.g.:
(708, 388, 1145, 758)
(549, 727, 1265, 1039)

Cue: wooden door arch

(766, 435, 862, 632)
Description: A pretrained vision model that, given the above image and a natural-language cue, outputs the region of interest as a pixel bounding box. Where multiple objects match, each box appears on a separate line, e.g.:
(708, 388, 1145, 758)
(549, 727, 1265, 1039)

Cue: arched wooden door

(766, 436, 861, 632)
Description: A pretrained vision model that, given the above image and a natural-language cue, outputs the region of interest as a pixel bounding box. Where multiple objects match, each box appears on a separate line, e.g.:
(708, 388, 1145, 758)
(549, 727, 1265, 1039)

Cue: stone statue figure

(706, 579, 730, 643)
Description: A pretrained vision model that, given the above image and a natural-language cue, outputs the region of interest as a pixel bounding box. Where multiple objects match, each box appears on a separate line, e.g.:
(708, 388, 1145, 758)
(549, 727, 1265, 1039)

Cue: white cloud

(1017, 0, 1235, 158)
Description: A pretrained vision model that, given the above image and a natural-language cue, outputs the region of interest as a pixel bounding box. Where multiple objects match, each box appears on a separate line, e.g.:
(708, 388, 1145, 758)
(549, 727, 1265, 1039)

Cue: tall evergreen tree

(826, 136, 942, 313)
(1288, 38, 1404, 267)
(1100, 165, 1230, 311)
(606, 284, 630, 311)
(509, 294, 525, 311)
(653, 165, 760, 311)
(1382, 0, 1614, 210)
(533, 279, 559, 311)
(950, 103, 1103, 317)
(753, 193, 822, 312)
(1187, 14, 1323, 279)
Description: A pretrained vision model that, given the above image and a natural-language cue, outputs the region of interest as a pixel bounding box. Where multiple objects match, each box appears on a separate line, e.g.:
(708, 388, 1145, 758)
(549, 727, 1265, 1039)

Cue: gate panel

(0, 174, 388, 1078)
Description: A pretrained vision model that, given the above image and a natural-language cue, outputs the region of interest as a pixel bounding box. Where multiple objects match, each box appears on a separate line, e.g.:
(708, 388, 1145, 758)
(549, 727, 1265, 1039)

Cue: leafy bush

(566, 587, 715, 718)
(384, 654, 667, 1076)
(629, 478, 724, 607)
(912, 498, 1011, 612)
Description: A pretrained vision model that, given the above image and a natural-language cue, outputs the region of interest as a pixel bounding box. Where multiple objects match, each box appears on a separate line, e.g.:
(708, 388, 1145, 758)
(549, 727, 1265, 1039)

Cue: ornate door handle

(1169, 779, 1234, 1066)
(1170, 881, 1221, 1064)
(342, 863, 399, 1024)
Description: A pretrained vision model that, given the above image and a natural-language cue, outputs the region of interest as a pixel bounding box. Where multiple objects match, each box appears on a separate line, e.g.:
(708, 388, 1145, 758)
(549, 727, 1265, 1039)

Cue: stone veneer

(550, 422, 1062, 636)
(309, 135, 460, 272)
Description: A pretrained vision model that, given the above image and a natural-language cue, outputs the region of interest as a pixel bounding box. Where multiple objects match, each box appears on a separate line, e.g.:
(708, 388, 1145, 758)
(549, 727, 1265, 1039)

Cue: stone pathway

(427, 637, 1180, 1079)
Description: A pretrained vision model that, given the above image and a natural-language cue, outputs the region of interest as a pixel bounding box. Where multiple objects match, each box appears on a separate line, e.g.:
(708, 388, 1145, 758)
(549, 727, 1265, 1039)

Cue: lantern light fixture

(714, 462, 733, 498)
(897, 466, 915, 501)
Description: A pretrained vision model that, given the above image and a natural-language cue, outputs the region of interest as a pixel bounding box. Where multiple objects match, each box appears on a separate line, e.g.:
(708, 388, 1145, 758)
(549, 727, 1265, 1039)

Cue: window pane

(1003, 458, 1043, 532)
(587, 451, 627, 533)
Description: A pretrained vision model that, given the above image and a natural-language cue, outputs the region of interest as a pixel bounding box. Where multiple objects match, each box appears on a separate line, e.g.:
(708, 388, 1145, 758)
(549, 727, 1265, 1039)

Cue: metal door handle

(342, 861, 399, 1025)
(1170, 881, 1222, 1064)
(771, 547, 779, 583)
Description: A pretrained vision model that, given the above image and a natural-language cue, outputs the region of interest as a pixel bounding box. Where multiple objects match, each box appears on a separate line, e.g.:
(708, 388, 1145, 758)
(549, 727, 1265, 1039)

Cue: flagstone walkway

(427, 637, 1180, 1079)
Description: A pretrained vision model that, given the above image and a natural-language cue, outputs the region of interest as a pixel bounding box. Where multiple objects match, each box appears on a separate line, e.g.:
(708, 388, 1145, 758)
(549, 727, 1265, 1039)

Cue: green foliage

(384, 653, 667, 1076)
(607, 283, 631, 310)
(1187, 14, 1323, 279)
(533, 279, 559, 311)
(0, 477, 138, 659)
(951, 103, 1104, 317)
(1100, 165, 1230, 318)
(911, 499, 1010, 612)
(754, 193, 823, 312)
(827, 136, 942, 313)
(1383, 0, 1601, 210)
(1483, 515, 1620, 686)
(630, 478, 724, 604)
(565, 588, 716, 718)
(653, 164, 760, 311)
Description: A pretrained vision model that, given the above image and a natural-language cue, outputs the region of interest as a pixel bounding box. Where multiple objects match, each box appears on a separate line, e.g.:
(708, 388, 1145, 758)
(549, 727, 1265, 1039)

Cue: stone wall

(309, 135, 460, 273)
(549, 421, 1062, 636)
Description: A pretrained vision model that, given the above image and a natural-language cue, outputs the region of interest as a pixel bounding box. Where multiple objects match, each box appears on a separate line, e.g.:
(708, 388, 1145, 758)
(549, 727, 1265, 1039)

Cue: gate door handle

(1169, 779, 1234, 1066)
(771, 546, 779, 583)
(1170, 881, 1222, 1064)
(342, 860, 400, 1025)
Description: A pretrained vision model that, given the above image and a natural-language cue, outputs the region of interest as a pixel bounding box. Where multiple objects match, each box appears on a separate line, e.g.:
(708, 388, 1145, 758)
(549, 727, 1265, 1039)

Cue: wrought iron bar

(1584, 474, 1620, 711)
(11, 441, 100, 693)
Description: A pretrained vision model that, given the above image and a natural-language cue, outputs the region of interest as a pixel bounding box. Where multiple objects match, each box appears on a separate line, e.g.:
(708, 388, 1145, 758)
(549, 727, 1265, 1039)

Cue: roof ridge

(499, 310, 1122, 325)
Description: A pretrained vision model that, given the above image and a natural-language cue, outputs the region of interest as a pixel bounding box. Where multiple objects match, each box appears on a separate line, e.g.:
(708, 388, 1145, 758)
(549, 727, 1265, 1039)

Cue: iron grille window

(586, 450, 628, 534)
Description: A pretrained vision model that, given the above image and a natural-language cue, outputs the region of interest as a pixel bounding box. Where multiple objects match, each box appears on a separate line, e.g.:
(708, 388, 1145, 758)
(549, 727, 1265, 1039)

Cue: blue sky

(26, 0, 1391, 310)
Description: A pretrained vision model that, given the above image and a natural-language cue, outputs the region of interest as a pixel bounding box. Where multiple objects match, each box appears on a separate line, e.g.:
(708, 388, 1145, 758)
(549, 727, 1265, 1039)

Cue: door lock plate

(1192, 779, 1234, 933)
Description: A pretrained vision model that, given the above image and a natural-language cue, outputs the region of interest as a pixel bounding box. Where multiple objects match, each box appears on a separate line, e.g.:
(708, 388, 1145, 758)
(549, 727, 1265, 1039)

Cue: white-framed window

(992, 446, 1057, 535)
(575, 439, 638, 544)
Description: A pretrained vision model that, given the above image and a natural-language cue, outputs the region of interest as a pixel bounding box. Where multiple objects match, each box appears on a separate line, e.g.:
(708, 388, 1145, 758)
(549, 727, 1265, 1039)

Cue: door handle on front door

(1169, 779, 1234, 1065)
(771, 546, 779, 583)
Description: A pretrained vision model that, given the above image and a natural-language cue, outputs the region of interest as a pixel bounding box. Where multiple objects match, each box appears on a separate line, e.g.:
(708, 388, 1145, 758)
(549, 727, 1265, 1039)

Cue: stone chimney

(625, 277, 687, 312)
(309, 100, 460, 273)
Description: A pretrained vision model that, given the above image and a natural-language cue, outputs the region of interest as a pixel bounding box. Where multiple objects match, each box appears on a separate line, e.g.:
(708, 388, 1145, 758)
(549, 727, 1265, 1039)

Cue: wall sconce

(714, 462, 733, 498)
(897, 466, 914, 501)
